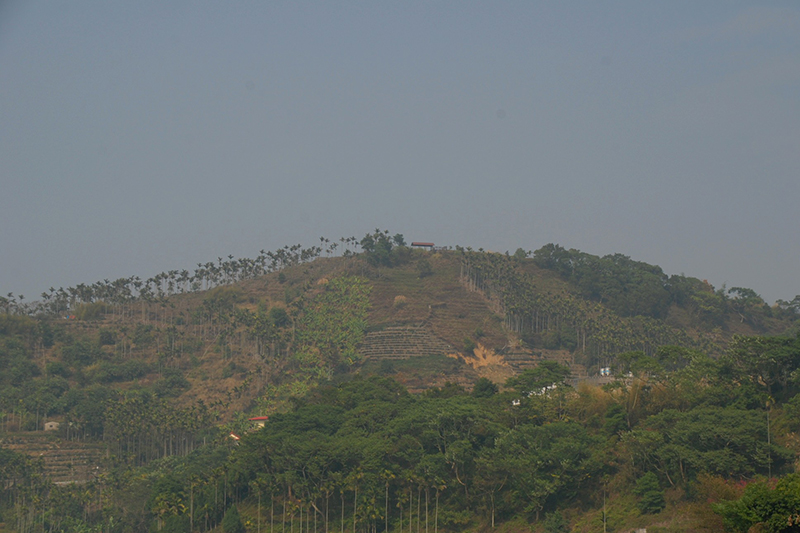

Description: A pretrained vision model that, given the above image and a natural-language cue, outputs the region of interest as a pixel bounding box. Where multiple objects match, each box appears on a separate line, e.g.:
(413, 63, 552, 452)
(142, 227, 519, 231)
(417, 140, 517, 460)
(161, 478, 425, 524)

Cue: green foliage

(723, 335, 800, 401)
(0, 314, 38, 336)
(527, 243, 769, 334)
(378, 358, 395, 375)
(617, 350, 663, 377)
(360, 229, 410, 267)
(133, 323, 155, 347)
(424, 381, 466, 398)
(62, 385, 118, 437)
(360, 229, 395, 266)
(492, 421, 602, 517)
(416, 258, 433, 278)
(543, 510, 569, 532)
(269, 306, 289, 327)
(162, 514, 190, 533)
(74, 301, 108, 321)
(506, 361, 571, 395)
(713, 474, 800, 533)
(297, 276, 371, 367)
(634, 472, 665, 514)
(472, 377, 498, 398)
(9, 358, 40, 385)
(62, 339, 103, 368)
(46, 360, 71, 378)
(461, 247, 709, 369)
(690, 287, 729, 328)
(728, 286, 772, 329)
(203, 285, 244, 310)
(153, 368, 190, 397)
(98, 328, 116, 346)
(463, 336, 476, 353)
(221, 505, 245, 533)
(633, 407, 792, 480)
(533, 244, 673, 319)
(655, 345, 696, 372)
(603, 403, 627, 436)
(39, 320, 55, 347)
(90, 359, 150, 383)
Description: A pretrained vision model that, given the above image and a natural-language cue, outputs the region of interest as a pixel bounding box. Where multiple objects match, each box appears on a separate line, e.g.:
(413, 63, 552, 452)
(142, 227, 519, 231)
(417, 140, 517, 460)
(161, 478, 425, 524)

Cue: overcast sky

(1, 1, 798, 304)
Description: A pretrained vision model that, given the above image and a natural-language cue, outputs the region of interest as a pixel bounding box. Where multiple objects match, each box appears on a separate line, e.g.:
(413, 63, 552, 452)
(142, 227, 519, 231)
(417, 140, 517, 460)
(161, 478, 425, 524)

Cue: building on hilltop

(249, 416, 269, 429)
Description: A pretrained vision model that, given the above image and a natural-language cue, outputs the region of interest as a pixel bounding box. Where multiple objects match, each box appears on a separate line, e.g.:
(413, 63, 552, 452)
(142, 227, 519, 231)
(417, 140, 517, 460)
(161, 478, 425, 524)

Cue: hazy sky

(2, 2, 799, 303)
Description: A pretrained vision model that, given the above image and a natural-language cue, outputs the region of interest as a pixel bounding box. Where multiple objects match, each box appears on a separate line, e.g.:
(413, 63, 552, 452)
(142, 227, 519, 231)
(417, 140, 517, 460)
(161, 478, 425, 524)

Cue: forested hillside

(2, 231, 800, 532)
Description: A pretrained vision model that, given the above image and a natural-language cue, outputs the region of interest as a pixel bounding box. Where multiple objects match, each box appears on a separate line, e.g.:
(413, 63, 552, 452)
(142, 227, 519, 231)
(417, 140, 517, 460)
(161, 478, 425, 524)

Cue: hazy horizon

(2, 2, 798, 304)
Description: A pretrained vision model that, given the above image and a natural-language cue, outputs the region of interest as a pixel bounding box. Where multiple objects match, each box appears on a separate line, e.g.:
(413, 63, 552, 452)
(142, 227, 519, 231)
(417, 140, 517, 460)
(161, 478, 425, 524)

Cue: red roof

(411, 242, 434, 247)
(249, 416, 270, 421)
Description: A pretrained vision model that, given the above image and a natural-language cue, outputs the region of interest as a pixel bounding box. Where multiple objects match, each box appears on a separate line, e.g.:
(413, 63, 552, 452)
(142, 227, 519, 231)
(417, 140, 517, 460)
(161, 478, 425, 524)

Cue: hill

(1, 233, 798, 432)
(1, 231, 800, 532)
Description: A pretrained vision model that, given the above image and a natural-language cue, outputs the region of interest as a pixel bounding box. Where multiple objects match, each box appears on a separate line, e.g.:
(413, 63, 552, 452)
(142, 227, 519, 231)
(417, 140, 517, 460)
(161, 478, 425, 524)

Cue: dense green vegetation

(459, 245, 798, 373)
(5, 340, 800, 532)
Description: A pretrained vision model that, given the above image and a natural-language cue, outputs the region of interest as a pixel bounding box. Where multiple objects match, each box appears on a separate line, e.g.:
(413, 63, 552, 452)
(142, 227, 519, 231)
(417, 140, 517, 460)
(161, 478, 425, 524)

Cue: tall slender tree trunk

(190, 483, 194, 532)
(408, 489, 412, 533)
(353, 487, 358, 533)
(434, 492, 438, 533)
(425, 490, 428, 533)
(491, 493, 495, 528)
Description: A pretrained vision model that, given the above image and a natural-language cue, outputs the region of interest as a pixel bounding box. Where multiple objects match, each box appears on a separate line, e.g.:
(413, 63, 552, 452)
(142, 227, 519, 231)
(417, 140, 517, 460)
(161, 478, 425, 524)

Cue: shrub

(154, 368, 190, 397)
(472, 378, 498, 398)
(162, 515, 189, 533)
(543, 511, 568, 533)
(74, 302, 108, 321)
(417, 258, 433, 278)
(62, 340, 102, 368)
(463, 337, 476, 353)
(133, 324, 154, 347)
(10, 360, 40, 385)
(98, 328, 116, 346)
(46, 361, 71, 378)
(270, 307, 289, 327)
(379, 359, 395, 375)
(634, 472, 665, 514)
(222, 505, 245, 533)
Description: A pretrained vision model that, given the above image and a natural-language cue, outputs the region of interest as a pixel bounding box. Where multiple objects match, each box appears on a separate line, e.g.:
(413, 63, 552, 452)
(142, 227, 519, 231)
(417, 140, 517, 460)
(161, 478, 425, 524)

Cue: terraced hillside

(1, 434, 103, 484)
(358, 326, 456, 360)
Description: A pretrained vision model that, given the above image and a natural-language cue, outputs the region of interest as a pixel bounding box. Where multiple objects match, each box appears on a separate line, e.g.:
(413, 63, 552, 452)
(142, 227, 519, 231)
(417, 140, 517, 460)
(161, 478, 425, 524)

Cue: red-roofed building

(249, 416, 269, 428)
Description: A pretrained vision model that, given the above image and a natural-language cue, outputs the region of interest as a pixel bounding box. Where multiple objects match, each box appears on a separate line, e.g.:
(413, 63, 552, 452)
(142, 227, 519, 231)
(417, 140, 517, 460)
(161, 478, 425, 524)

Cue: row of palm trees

(0, 237, 373, 318)
(103, 395, 217, 465)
